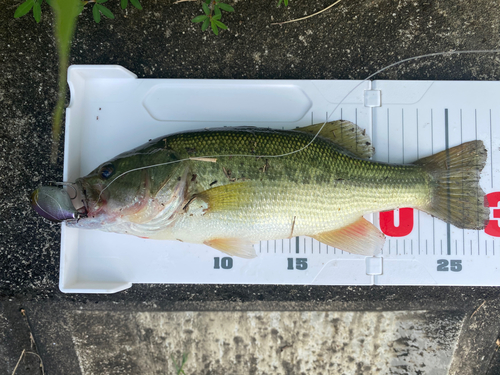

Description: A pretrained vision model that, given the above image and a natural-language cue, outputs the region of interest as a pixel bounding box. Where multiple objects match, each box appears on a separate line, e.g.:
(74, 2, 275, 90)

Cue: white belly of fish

(149, 179, 428, 245)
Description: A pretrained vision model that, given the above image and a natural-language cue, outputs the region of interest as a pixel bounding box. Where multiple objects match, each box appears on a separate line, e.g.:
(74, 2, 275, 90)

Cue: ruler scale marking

(387, 108, 390, 161)
(417, 108, 421, 256)
(461, 110, 465, 256)
(431, 109, 436, 256)
(475, 109, 480, 241)
(402, 108, 405, 164)
(491, 109, 494, 188)
(445, 109, 451, 256)
(355, 108, 358, 154)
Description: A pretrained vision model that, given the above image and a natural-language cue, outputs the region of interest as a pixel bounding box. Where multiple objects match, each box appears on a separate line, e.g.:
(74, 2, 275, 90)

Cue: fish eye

(99, 164, 115, 179)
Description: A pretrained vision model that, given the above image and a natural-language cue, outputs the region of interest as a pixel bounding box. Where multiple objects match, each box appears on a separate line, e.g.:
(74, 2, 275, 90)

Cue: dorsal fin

(295, 120, 375, 159)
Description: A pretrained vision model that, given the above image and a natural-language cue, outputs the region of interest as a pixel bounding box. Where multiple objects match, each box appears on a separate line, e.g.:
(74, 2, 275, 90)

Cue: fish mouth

(64, 179, 111, 229)
(74, 179, 102, 219)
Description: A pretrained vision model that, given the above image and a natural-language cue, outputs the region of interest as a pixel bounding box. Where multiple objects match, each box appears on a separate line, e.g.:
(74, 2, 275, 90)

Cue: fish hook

(48, 181, 78, 200)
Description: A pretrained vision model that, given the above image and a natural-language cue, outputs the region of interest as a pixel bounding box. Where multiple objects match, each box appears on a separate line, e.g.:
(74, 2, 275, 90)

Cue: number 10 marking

(214, 257, 233, 269)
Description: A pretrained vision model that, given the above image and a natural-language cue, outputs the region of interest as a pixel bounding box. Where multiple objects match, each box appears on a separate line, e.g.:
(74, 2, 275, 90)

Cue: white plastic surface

(61, 65, 500, 293)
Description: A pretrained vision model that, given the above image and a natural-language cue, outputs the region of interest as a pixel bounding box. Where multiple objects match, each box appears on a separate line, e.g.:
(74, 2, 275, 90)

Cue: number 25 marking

(437, 259, 462, 272)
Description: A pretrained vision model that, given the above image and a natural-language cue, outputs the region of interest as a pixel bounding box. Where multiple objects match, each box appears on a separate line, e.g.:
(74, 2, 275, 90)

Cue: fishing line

(97, 49, 500, 201)
(49, 181, 78, 199)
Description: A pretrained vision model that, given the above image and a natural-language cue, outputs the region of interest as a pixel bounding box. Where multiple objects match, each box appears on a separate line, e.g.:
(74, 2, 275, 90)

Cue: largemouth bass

(36, 121, 490, 258)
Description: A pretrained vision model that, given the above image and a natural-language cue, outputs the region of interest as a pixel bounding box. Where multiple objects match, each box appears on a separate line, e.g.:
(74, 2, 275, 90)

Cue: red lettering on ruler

(485, 192, 500, 237)
(379, 208, 414, 237)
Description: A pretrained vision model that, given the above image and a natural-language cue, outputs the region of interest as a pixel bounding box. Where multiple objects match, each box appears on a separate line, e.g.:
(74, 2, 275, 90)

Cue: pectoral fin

(311, 217, 385, 256)
(204, 238, 257, 259)
(296, 120, 374, 159)
(197, 182, 255, 213)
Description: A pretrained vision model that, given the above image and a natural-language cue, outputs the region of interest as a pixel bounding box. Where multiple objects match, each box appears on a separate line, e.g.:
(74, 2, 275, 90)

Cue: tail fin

(415, 140, 489, 230)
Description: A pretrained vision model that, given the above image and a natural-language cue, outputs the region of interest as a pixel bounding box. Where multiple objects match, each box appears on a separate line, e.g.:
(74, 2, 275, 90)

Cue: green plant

(171, 353, 189, 375)
(277, 0, 289, 6)
(121, 0, 142, 10)
(91, 0, 115, 23)
(13, 0, 143, 160)
(191, 0, 234, 35)
(14, 0, 52, 23)
(91, 0, 143, 23)
(14, 0, 144, 24)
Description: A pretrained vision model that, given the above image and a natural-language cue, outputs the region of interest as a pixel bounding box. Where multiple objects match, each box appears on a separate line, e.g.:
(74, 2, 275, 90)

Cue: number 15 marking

(287, 258, 308, 270)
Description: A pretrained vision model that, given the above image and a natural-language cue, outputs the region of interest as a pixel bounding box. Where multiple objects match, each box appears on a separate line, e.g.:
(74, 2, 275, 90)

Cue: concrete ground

(2, 0, 500, 373)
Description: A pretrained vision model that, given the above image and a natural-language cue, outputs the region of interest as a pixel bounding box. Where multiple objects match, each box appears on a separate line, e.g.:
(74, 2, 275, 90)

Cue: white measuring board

(60, 65, 500, 293)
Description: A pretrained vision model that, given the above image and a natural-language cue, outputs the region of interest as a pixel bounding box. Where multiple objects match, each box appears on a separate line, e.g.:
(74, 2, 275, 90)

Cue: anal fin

(296, 120, 374, 159)
(311, 217, 385, 256)
(204, 238, 257, 259)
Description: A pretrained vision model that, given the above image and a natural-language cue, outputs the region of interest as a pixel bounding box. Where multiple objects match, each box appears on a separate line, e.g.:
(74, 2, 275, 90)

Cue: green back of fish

(131, 127, 430, 221)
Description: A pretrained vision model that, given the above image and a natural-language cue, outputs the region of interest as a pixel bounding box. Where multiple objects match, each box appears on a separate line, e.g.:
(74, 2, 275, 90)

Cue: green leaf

(192, 15, 207, 23)
(33, 0, 41, 22)
(14, 0, 34, 18)
(210, 19, 218, 35)
(204, 0, 210, 4)
(202, 2, 210, 15)
(130, 0, 142, 10)
(121, 0, 127, 9)
(212, 13, 221, 20)
(97, 4, 115, 19)
(218, 3, 234, 12)
(76, 1, 85, 16)
(171, 356, 180, 373)
(201, 18, 210, 31)
(51, 0, 80, 160)
(92, 3, 101, 22)
(171, 354, 188, 375)
(215, 20, 227, 29)
(95, 0, 108, 3)
(45, 0, 53, 8)
(214, 4, 221, 17)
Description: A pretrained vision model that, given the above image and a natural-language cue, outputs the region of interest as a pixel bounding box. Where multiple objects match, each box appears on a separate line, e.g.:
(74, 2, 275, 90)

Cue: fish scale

(175, 178, 428, 242)
(64, 123, 487, 259)
(138, 128, 432, 244)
